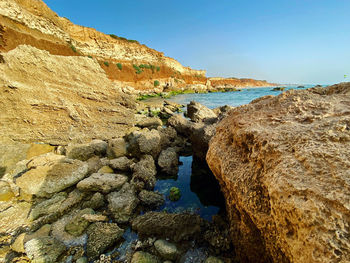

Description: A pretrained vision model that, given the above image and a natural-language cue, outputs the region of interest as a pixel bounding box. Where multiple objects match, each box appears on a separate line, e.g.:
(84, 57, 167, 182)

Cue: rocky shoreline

(0, 100, 234, 263)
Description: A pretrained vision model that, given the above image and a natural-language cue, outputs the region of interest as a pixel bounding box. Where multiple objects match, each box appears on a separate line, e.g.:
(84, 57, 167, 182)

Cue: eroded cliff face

(207, 83, 350, 263)
(0, 0, 206, 91)
(0, 45, 135, 144)
(208, 77, 276, 89)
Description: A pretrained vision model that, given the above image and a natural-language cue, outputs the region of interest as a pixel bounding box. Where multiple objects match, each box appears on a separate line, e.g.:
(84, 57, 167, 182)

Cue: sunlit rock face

(207, 83, 350, 263)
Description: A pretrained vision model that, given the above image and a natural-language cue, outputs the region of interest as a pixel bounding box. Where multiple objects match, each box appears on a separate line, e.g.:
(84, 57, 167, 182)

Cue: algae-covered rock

(169, 187, 181, 202)
(64, 208, 94, 236)
(205, 256, 224, 263)
(139, 190, 165, 208)
(131, 251, 160, 263)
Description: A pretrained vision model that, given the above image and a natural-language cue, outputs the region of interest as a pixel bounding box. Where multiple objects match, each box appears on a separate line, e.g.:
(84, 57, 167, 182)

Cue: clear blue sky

(45, 0, 350, 84)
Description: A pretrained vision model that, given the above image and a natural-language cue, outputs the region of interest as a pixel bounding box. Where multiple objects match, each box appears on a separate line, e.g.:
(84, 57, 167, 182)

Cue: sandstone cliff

(208, 77, 276, 89)
(207, 83, 350, 263)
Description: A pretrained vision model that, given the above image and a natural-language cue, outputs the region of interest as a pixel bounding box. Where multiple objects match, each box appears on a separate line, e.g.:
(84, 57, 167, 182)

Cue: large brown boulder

(207, 83, 350, 263)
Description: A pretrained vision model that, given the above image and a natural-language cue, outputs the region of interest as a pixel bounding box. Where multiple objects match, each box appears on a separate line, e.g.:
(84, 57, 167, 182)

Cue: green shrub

(109, 34, 119, 39)
(133, 64, 143, 74)
(156, 66, 160, 72)
(70, 44, 77, 53)
(87, 55, 93, 59)
(154, 80, 160, 87)
(128, 39, 140, 44)
(116, 63, 122, 70)
(104, 61, 109, 67)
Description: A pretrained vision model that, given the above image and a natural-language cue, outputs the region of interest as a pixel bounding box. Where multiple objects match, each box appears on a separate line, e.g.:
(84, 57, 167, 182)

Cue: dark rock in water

(154, 239, 179, 260)
(86, 222, 124, 260)
(272, 87, 286, 91)
(297, 85, 305, 88)
(139, 190, 165, 208)
(169, 187, 181, 202)
(179, 248, 208, 263)
(24, 237, 66, 263)
(190, 123, 216, 161)
(131, 212, 205, 242)
(187, 101, 217, 123)
(158, 147, 179, 175)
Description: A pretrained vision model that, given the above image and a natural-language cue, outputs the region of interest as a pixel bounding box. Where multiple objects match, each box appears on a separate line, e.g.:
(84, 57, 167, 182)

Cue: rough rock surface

(139, 190, 165, 208)
(77, 173, 127, 193)
(158, 147, 179, 175)
(66, 140, 107, 161)
(187, 101, 217, 123)
(109, 156, 133, 172)
(132, 155, 157, 190)
(131, 251, 160, 263)
(132, 212, 204, 242)
(207, 83, 350, 263)
(154, 239, 178, 260)
(24, 237, 66, 263)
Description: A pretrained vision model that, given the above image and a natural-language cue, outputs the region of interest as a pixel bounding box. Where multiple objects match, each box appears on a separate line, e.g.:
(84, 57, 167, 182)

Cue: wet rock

(66, 140, 108, 161)
(158, 147, 179, 175)
(76, 257, 88, 263)
(139, 190, 165, 208)
(207, 83, 350, 263)
(107, 183, 139, 223)
(59, 189, 87, 214)
(24, 237, 66, 263)
(187, 101, 217, 123)
(191, 123, 216, 161)
(97, 165, 114, 173)
(77, 173, 127, 194)
(110, 156, 133, 172)
(131, 251, 160, 263)
(205, 256, 224, 263)
(107, 138, 127, 159)
(179, 248, 207, 263)
(86, 222, 124, 260)
(132, 155, 157, 190)
(169, 187, 181, 202)
(64, 208, 95, 236)
(16, 156, 88, 197)
(29, 192, 67, 220)
(136, 116, 163, 129)
(132, 212, 204, 242)
(82, 192, 105, 210)
(154, 239, 178, 260)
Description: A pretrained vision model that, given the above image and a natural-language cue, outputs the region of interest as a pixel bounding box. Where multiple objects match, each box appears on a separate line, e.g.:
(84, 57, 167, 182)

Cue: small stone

(139, 190, 165, 208)
(64, 208, 95, 236)
(97, 165, 114, 173)
(77, 173, 127, 194)
(24, 237, 66, 263)
(154, 239, 178, 260)
(109, 156, 133, 171)
(169, 187, 181, 202)
(107, 138, 127, 159)
(86, 222, 124, 260)
(131, 251, 160, 263)
(205, 256, 224, 263)
(76, 257, 88, 263)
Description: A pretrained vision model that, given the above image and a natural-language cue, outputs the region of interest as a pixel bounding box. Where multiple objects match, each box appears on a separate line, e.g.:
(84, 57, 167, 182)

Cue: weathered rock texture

(207, 83, 350, 263)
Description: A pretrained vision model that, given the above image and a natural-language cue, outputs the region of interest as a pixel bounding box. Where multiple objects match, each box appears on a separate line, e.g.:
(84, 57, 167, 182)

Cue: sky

(44, 0, 350, 84)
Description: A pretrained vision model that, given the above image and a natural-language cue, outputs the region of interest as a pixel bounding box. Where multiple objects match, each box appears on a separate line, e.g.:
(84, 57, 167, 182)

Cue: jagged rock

(66, 140, 108, 161)
(132, 155, 157, 190)
(207, 83, 350, 263)
(87, 156, 103, 174)
(77, 173, 127, 194)
(139, 190, 165, 208)
(16, 155, 88, 197)
(136, 117, 163, 129)
(0, 201, 31, 236)
(64, 208, 95, 237)
(158, 126, 178, 148)
(131, 251, 160, 263)
(24, 237, 66, 263)
(107, 138, 128, 159)
(107, 183, 139, 223)
(168, 115, 195, 137)
(158, 147, 179, 175)
(86, 222, 124, 260)
(109, 156, 133, 171)
(76, 257, 88, 263)
(132, 212, 204, 242)
(190, 123, 217, 161)
(81, 214, 107, 222)
(29, 192, 67, 220)
(179, 248, 207, 263)
(154, 239, 178, 260)
(187, 101, 217, 123)
(127, 129, 161, 158)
